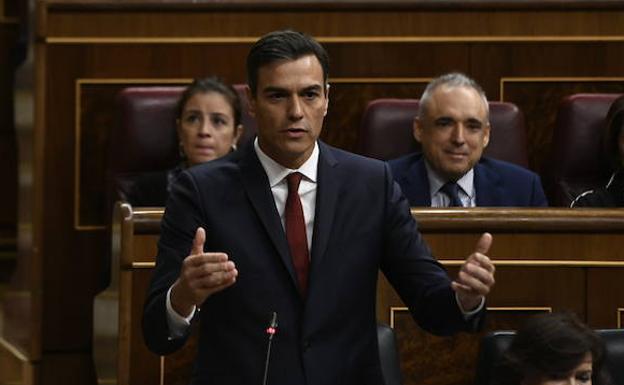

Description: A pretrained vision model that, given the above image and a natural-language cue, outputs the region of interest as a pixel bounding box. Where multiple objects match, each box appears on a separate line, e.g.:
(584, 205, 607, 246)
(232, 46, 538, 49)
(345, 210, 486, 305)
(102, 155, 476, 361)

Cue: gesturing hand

(170, 227, 238, 317)
(452, 232, 495, 312)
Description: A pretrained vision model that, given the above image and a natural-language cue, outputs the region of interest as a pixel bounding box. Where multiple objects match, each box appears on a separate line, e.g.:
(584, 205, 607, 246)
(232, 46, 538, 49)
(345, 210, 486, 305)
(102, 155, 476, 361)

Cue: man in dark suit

(389, 73, 548, 207)
(143, 31, 496, 384)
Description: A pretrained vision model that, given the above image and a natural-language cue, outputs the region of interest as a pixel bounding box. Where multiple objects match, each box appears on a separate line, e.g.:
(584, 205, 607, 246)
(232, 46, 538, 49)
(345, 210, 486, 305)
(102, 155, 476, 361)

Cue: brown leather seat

(357, 99, 529, 167)
(543, 93, 621, 206)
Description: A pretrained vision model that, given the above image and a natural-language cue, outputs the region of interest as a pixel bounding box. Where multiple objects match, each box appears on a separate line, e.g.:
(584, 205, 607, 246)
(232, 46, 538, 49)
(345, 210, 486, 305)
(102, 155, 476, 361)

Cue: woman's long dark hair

(495, 312, 611, 385)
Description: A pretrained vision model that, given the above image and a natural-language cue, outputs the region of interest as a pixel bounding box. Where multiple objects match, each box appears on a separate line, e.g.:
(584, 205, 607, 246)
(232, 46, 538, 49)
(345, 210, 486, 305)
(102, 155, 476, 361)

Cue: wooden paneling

(0, 19, 18, 262)
(7, 2, 624, 385)
(377, 208, 624, 385)
(39, 6, 624, 39)
(114, 207, 624, 385)
(392, 307, 550, 385)
(587, 268, 624, 328)
(114, 205, 196, 385)
(0, 337, 37, 385)
(39, 354, 96, 385)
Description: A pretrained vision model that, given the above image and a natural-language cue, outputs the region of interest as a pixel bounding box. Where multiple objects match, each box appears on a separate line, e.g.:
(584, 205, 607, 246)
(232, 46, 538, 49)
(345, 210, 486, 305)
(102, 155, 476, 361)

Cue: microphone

(262, 312, 278, 385)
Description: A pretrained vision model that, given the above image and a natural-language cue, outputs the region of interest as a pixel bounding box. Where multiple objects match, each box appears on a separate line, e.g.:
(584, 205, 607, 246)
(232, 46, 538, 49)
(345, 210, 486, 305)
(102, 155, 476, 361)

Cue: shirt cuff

(166, 285, 196, 339)
(455, 292, 485, 319)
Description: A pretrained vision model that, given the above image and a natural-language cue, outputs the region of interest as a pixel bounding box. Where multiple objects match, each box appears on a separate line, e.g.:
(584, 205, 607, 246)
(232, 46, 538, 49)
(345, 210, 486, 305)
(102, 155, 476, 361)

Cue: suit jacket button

(302, 340, 311, 352)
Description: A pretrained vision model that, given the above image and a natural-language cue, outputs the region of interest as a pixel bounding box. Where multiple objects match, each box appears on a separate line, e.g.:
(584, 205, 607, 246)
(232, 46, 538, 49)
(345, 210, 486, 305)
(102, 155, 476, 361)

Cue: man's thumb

(192, 227, 206, 255)
(475, 232, 493, 254)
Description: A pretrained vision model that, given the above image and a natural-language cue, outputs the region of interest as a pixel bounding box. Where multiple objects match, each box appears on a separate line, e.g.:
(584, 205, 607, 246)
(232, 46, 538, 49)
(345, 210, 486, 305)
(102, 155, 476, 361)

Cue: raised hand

(170, 227, 238, 317)
(452, 232, 495, 312)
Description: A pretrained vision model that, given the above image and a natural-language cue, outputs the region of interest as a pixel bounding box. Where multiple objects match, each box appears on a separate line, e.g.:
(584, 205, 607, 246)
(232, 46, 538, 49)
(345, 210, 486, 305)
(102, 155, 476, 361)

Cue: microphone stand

(262, 312, 278, 385)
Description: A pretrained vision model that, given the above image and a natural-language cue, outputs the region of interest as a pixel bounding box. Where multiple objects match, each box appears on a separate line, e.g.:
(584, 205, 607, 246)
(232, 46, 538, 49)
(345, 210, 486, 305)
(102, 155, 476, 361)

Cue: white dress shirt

(254, 139, 318, 250)
(425, 161, 476, 208)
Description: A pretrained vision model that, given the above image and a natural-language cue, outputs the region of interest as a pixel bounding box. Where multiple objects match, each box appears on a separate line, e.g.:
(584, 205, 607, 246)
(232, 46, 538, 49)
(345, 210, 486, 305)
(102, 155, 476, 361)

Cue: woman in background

(494, 312, 611, 385)
(118, 77, 243, 206)
(572, 95, 624, 207)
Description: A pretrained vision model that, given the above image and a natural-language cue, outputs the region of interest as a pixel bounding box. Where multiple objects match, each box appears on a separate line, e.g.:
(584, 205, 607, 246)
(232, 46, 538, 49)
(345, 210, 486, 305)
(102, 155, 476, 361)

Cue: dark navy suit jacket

(143, 142, 481, 385)
(388, 153, 548, 207)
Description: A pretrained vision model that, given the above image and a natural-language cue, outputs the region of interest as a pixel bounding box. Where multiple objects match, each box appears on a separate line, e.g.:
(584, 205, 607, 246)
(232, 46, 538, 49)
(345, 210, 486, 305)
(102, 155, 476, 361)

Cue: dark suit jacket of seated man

(389, 152, 548, 207)
(142, 31, 495, 385)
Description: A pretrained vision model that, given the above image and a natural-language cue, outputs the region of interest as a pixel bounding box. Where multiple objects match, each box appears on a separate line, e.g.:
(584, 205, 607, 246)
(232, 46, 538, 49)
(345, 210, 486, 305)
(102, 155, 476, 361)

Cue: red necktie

(285, 172, 309, 297)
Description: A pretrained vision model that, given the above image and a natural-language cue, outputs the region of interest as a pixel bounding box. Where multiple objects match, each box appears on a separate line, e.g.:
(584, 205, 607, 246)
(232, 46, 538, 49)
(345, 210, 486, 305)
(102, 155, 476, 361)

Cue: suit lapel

(402, 156, 432, 206)
(474, 161, 503, 206)
(310, 143, 339, 269)
(238, 145, 298, 287)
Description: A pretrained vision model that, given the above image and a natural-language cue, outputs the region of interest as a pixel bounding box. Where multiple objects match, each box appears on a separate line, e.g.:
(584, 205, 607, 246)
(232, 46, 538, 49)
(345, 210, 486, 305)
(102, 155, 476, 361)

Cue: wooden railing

(104, 204, 624, 385)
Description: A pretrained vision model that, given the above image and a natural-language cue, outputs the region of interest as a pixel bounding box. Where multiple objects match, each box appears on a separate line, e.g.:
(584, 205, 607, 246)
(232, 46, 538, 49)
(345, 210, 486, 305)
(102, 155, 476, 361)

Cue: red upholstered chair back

(110, 85, 256, 175)
(544, 93, 621, 206)
(357, 99, 529, 168)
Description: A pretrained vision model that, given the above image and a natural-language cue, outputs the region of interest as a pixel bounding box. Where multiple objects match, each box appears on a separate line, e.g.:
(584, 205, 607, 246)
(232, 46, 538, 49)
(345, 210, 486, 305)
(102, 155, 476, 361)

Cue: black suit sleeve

(379, 163, 483, 335)
(142, 170, 204, 355)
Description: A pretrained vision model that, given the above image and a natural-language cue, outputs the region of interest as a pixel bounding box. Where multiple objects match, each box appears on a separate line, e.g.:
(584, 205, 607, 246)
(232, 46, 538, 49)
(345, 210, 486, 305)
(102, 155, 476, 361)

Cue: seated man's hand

(170, 227, 238, 317)
(452, 232, 495, 312)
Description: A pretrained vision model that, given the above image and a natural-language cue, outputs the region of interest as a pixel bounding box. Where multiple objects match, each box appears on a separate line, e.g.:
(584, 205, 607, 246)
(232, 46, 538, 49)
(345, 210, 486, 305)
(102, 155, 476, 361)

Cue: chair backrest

(107, 85, 257, 208)
(599, 329, 624, 385)
(110, 85, 256, 176)
(544, 93, 621, 206)
(377, 323, 403, 385)
(358, 99, 529, 167)
(473, 329, 624, 385)
(473, 331, 515, 385)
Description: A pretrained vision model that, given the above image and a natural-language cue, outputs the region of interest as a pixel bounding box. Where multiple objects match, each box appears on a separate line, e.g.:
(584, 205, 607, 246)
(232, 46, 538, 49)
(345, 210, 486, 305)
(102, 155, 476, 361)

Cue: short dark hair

(246, 30, 329, 95)
(604, 94, 624, 170)
(495, 312, 611, 385)
(175, 76, 242, 127)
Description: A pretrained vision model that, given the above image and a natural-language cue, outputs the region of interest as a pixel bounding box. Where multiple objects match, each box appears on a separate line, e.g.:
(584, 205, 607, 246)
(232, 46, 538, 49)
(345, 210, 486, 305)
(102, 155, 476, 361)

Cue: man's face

(414, 85, 490, 181)
(248, 54, 328, 169)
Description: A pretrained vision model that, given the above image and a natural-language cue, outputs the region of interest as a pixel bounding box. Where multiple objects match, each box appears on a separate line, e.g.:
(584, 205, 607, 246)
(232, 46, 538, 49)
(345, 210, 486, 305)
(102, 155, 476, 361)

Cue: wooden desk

(111, 205, 624, 385)
(111, 203, 192, 385)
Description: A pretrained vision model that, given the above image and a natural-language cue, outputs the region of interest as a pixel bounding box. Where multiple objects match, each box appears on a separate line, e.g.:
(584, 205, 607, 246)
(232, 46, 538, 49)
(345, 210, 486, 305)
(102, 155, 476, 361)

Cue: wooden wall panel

(380, 263, 591, 385)
(393, 307, 550, 385)
(0, 19, 18, 263)
(40, 7, 624, 38)
(115, 208, 624, 385)
(378, 211, 623, 385)
(587, 268, 624, 329)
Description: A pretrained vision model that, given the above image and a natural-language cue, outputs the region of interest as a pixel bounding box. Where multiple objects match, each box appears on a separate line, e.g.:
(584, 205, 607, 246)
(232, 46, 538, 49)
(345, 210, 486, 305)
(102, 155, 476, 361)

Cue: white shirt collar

(425, 160, 475, 199)
(254, 138, 319, 186)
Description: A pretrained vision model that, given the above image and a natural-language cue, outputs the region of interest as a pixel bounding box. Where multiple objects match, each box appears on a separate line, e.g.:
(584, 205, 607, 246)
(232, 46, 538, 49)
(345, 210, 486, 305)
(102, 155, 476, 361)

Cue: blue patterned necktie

(440, 182, 463, 207)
